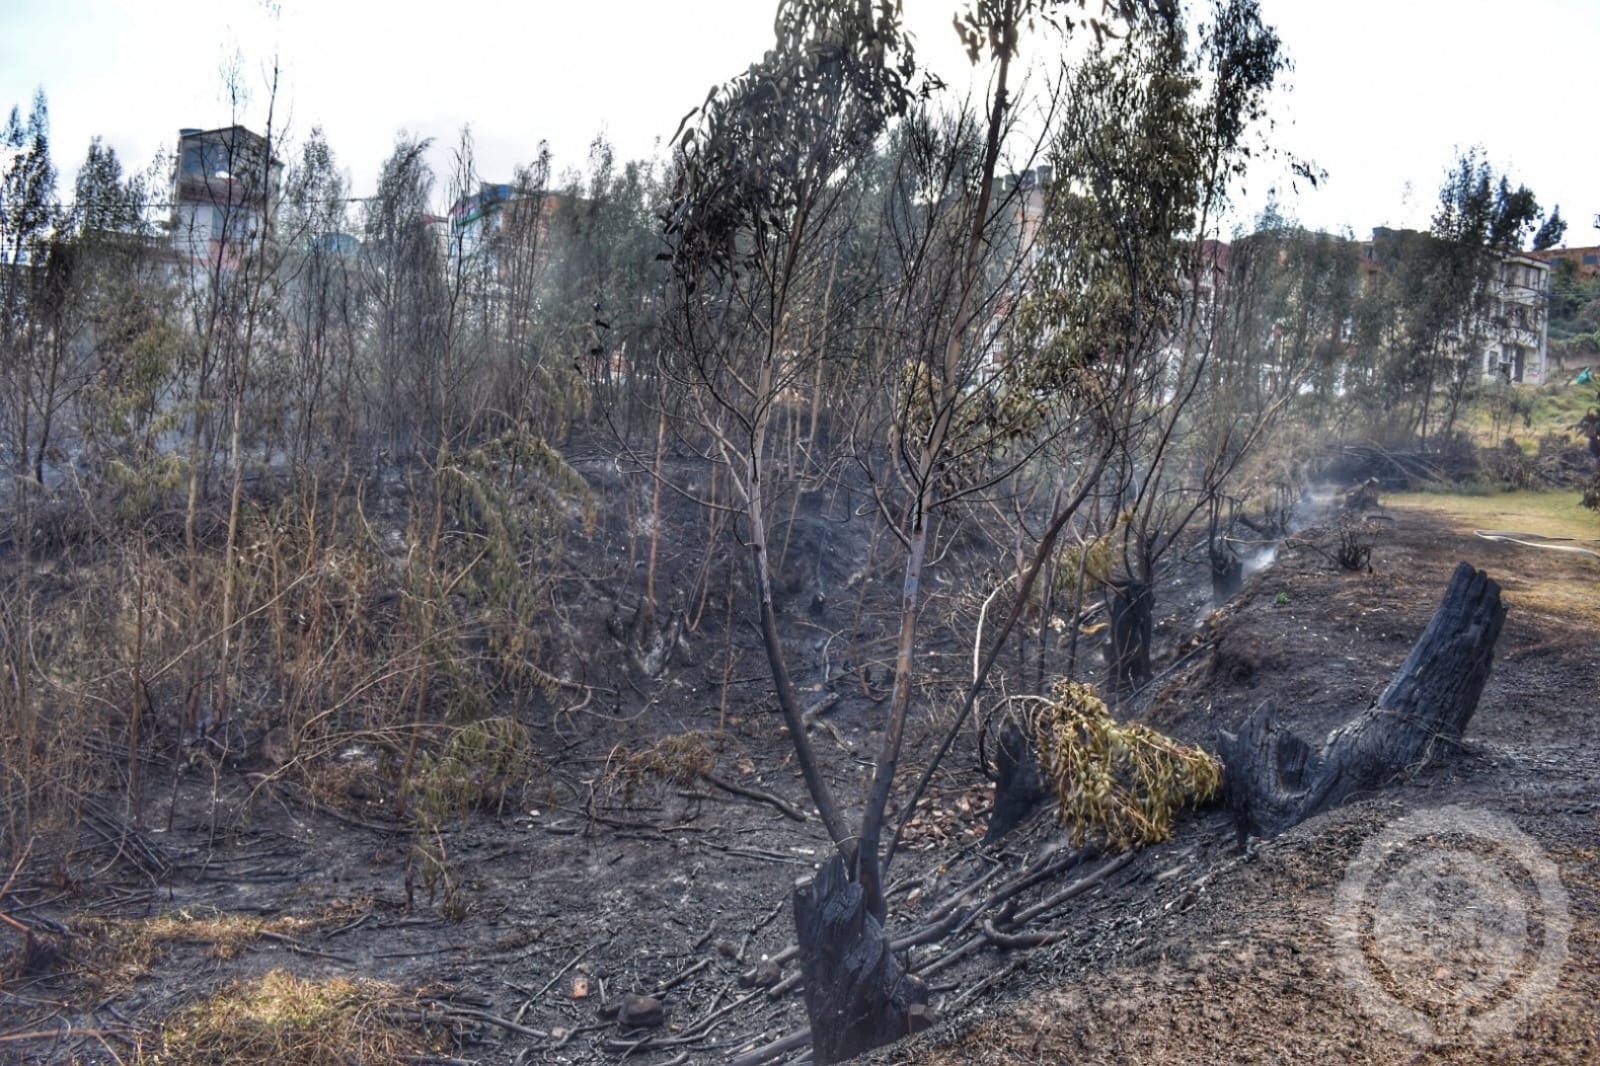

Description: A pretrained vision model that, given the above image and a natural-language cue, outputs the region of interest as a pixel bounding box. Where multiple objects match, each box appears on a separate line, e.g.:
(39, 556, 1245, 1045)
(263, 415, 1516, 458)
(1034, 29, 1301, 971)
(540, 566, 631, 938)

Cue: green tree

(71, 138, 142, 236)
(0, 90, 61, 485)
(664, 0, 920, 874)
(1020, 0, 1285, 693)
(1412, 151, 1547, 442)
(1533, 205, 1566, 251)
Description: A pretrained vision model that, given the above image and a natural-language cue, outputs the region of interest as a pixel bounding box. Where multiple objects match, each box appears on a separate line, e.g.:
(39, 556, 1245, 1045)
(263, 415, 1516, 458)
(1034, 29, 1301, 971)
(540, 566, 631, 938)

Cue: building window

(182, 141, 234, 179)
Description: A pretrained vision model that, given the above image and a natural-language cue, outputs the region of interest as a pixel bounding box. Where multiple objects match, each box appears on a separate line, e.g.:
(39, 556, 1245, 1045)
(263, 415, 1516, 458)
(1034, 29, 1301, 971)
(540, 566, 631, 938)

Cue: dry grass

(141, 968, 443, 1065)
(80, 902, 368, 989)
(607, 730, 718, 789)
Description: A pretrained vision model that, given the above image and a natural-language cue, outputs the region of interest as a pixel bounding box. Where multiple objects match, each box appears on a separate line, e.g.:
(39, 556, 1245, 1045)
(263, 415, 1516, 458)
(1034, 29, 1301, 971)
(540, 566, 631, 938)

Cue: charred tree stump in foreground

(794, 856, 932, 1064)
(1222, 561, 1506, 839)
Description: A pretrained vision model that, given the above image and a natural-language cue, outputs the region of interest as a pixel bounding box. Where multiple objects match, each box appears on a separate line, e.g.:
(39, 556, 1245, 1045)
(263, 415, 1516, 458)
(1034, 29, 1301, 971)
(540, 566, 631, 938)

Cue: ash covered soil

(4, 476, 1599, 1064)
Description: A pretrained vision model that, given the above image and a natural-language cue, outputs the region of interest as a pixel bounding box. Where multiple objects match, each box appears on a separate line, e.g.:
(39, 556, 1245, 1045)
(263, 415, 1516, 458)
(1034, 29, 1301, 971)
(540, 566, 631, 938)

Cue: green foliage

(1433, 149, 1545, 254)
(667, 0, 919, 280)
(413, 716, 536, 826)
(1021, 1, 1282, 391)
(1016, 680, 1222, 849)
(409, 715, 537, 918)
(1548, 258, 1600, 344)
(952, 0, 1179, 65)
(1532, 206, 1566, 251)
(70, 138, 142, 236)
(434, 429, 594, 692)
(1, 90, 58, 262)
(1342, 151, 1558, 444)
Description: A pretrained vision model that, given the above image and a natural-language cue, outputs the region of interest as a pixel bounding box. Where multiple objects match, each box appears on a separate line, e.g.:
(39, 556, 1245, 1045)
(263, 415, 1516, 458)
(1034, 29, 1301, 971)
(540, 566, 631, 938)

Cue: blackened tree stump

(1211, 544, 1244, 602)
(794, 856, 932, 1064)
(983, 719, 1047, 844)
(1222, 561, 1506, 839)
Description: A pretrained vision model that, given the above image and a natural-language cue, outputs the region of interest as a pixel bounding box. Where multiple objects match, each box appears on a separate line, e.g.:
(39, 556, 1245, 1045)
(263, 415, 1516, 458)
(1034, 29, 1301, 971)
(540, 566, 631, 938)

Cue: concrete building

(447, 181, 561, 273)
(170, 125, 282, 264)
(1480, 252, 1551, 385)
(1525, 244, 1600, 278)
(1361, 227, 1551, 385)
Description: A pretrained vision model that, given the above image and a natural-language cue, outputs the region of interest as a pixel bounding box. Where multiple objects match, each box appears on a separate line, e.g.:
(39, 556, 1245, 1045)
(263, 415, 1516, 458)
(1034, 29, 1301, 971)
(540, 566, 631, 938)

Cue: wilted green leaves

(1018, 678, 1221, 849)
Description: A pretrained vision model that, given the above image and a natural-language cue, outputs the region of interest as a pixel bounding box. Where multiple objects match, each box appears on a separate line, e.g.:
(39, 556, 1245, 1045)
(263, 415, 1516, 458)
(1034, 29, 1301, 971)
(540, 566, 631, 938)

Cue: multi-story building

(1525, 244, 1600, 278)
(447, 181, 561, 275)
(1480, 252, 1550, 385)
(170, 125, 282, 265)
(1361, 227, 1550, 385)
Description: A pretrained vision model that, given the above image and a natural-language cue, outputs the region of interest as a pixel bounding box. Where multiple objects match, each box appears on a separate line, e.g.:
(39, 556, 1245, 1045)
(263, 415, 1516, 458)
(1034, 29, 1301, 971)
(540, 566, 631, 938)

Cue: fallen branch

(420, 1004, 547, 1039)
(979, 919, 1068, 949)
(654, 957, 711, 996)
(917, 851, 1134, 979)
(1006, 849, 1135, 926)
(257, 930, 357, 964)
(730, 1029, 810, 1066)
(701, 772, 809, 823)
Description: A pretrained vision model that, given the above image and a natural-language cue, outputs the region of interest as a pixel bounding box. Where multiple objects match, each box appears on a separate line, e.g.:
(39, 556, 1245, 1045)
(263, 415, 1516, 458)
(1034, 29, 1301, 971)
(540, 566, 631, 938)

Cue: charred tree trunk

(983, 719, 1047, 843)
(794, 856, 933, 1064)
(1106, 577, 1153, 696)
(1222, 562, 1506, 839)
(1210, 544, 1243, 602)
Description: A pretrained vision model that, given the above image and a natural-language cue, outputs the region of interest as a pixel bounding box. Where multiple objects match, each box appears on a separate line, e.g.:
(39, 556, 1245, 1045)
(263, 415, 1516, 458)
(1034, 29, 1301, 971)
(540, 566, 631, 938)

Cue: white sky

(3, 0, 1597, 245)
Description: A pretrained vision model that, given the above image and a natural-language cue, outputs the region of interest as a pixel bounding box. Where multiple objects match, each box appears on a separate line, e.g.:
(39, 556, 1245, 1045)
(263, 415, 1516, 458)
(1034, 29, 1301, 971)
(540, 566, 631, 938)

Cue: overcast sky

(3, 0, 1597, 245)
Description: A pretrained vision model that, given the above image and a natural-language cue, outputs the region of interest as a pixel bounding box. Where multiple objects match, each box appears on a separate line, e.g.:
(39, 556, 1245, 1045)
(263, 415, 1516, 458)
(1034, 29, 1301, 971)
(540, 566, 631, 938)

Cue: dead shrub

(1483, 437, 1537, 490)
(594, 730, 718, 813)
(1335, 525, 1373, 572)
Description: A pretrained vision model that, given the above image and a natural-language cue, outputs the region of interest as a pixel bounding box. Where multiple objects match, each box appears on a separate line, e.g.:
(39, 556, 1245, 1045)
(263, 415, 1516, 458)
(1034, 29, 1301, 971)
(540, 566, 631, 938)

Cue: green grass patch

(1388, 489, 1600, 541)
(1454, 381, 1595, 451)
(1529, 380, 1600, 428)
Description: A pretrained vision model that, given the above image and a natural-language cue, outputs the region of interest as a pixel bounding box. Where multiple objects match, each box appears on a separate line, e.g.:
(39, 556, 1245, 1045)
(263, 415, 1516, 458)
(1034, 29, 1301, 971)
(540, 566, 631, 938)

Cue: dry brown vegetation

(143, 969, 444, 1065)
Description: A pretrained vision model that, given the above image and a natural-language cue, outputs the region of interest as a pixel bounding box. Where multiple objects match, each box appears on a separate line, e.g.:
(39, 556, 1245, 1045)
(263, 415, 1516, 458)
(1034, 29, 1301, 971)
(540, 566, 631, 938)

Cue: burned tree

(1017, 3, 1292, 696)
(665, 1, 1285, 1060)
(660, 6, 927, 1052)
(1223, 561, 1506, 839)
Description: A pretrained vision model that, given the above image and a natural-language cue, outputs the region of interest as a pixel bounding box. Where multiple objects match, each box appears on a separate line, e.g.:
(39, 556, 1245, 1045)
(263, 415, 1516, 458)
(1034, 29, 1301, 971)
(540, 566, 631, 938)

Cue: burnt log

(1222, 561, 1506, 839)
(794, 855, 933, 1064)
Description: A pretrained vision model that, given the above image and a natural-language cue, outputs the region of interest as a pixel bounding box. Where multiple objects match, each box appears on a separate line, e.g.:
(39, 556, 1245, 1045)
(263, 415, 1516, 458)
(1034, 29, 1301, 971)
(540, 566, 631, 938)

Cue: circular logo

(1329, 805, 1569, 1046)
